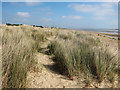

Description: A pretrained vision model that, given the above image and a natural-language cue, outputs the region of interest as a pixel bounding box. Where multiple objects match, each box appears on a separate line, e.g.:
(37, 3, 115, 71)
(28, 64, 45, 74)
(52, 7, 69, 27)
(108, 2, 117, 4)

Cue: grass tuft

(48, 31, 117, 83)
(2, 25, 54, 88)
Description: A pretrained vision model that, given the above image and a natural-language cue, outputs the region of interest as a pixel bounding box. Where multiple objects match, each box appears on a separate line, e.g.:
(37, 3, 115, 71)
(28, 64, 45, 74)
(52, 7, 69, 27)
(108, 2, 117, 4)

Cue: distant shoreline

(70, 28, 119, 40)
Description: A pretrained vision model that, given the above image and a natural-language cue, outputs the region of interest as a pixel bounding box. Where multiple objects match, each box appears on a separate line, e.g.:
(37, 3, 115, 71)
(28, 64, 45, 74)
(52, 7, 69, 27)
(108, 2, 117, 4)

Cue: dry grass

(48, 30, 118, 84)
(1, 25, 118, 88)
(1, 25, 55, 88)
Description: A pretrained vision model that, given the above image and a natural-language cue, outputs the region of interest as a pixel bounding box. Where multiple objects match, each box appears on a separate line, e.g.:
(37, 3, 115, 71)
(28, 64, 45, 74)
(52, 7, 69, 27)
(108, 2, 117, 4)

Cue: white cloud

(17, 12, 30, 17)
(68, 3, 117, 20)
(68, 4, 96, 12)
(62, 16, 67, 18)
(62, 15, 82, 20)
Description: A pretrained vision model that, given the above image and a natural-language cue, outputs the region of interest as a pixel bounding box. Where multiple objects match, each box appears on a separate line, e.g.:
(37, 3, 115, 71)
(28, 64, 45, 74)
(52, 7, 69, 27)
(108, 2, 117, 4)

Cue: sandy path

(26, 35, 118, 88)
(26, 37, 81, 88)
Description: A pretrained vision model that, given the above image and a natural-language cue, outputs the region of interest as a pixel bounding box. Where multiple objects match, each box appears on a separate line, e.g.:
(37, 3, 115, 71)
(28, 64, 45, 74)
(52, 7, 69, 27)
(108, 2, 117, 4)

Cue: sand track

(26, 36, 118, 88)
(26, 37, 80, 88)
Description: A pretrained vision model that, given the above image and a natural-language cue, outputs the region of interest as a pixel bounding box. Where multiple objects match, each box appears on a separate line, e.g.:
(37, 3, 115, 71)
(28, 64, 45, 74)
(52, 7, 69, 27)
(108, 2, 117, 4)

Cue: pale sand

(26, 31, 118, 88)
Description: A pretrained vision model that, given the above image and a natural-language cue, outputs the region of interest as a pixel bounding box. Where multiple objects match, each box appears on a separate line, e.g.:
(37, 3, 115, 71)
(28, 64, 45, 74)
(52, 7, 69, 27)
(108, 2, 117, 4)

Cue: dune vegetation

(1, 25, 55, 88)
(48, 30, 118, 85)
(1, 25, 118, 88)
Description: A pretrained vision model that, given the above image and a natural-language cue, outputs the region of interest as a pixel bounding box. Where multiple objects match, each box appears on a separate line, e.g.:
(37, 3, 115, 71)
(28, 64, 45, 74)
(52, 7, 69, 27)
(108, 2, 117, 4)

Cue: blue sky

(2, 2, 118, 29)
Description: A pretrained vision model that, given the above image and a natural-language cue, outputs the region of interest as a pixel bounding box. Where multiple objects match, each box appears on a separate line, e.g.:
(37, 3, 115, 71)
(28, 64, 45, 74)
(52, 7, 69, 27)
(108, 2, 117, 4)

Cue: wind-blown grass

(2, 25, 55, 88)
(1, 25, 118, 87)
(48, 30, 117, 83)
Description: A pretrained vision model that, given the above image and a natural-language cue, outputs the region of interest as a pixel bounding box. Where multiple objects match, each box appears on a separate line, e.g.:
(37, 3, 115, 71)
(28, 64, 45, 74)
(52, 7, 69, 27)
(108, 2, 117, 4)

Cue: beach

(1, 25, 118, 88)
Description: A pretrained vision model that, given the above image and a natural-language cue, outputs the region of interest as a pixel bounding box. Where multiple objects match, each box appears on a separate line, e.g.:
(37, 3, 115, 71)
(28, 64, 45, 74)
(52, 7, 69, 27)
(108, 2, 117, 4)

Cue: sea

(100, 30, 119, 34)
(73, 28, 119, 34)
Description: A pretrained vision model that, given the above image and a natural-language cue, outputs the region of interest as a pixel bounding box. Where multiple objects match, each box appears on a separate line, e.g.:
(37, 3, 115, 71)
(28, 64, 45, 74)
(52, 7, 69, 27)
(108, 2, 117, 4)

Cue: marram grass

(48, 31, 117, 83)
(2, 25, 55, 88)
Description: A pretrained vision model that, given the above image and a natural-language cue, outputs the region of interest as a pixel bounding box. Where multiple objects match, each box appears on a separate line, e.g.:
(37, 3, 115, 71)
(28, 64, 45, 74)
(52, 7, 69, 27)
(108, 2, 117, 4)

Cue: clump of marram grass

(48, 31, 117, 83)
(57, 31, 73, 40)
(1, 25, 55, 88)
(2, 27, 36, 88)
(31, 31, 46, 50)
